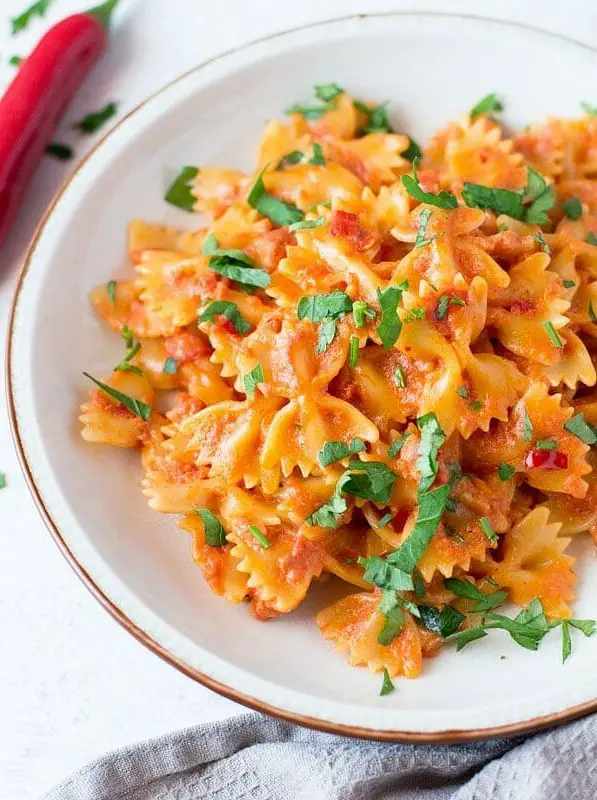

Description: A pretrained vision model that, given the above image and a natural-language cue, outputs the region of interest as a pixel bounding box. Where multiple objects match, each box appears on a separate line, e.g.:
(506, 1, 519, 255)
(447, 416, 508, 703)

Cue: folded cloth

(42, 709, 597, 799)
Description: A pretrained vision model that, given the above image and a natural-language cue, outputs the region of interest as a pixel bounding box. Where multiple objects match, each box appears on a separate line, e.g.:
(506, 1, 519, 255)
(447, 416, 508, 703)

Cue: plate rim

(7, 9, 597, 743)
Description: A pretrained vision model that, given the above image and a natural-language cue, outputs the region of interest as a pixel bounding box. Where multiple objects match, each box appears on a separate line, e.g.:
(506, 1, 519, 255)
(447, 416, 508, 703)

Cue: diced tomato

(245, 228, 295, 271)
(164, 331, 209, 363)
(330, 210, 378, 252)
(525, 449, 568, 470)
(218, 317, 239, 336)
(417, 169, 440, 194)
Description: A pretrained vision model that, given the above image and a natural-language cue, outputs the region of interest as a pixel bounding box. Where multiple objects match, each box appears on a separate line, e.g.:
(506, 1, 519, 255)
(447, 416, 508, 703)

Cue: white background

(2, 1, 597, 798)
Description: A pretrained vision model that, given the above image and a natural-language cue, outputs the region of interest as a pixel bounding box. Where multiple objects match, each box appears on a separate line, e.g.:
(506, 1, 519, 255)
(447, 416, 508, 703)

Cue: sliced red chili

(525, 448, 568, 470)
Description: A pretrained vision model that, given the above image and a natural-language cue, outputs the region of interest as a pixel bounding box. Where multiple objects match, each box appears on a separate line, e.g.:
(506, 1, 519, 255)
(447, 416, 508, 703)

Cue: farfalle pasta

(80, 86, 597, 694)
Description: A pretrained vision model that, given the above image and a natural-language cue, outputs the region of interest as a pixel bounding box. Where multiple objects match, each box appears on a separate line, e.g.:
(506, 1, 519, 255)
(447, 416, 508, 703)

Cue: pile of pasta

(80, 86, 597, 689)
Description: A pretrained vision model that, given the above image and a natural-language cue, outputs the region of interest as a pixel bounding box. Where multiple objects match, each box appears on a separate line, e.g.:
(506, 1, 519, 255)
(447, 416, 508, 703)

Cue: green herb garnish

(343, 459, 398, 504)
(0, 473, 6, 490)
(163, 357, 177, 375)
(352, 300, 376, 328)
(402, 159, 458, 210)
(358, 555, 414, 592)
(469, 92, 503, 120)
(106, 280, 116, 305)
(11, 0, 50, 34)
(83, 373, 152, 421)
(415, 413, 446, 493)
(9, 55, 23, 66)
(498, 463, 516, 480)
(289, 216, 325, 232)
(388, 433, 410, 458)
(563, 280, 576, 289)
(587, 232, 597, 246)
(401, 137, 422, 162)
(393, 365, 406, 389)
(376, 282, 408, 349)
(479, 516, 497, 544)
(563, 196, 583, 220)
(248, 170, 304, 226)
(248, 525, 271, 549)
(195, 508, 227, 546)
(443, 577, 507, 613)
(380, 668, 395, 696)
(543, 321, 564, 348)
(165, 166, 199, 211)
(74, 101, 118, 134)
(456, 387, 468, 399)
(199, 300, 252, 334)
(318, 438, 365, 468)
(581, 102, 597, 116)
(418, 604, 465, 638)
(46, 143, 73, 160)
(353, 100, 393, 134)
(414, 208, 433, 248)
(563, 413, 597, 445)
(536, 439, 557, 450)
(534, 232, 551, 255)
(349, 335, 359, 367)
(590, 301, 597, 323)
(243, 363, 264, 397)
(202, 233, 271, 289)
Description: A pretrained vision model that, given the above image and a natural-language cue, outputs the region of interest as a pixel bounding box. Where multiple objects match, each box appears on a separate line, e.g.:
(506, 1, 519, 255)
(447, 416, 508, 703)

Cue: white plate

(8, 12, 597, 740)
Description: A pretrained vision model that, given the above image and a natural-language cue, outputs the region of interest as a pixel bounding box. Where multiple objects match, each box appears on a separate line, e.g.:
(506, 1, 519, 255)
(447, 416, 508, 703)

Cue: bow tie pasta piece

(514, 116, 597, 181)
(90, 279, 178, 339)
(480, 507, 575, 619)
(80, 371, 163, 448)
(269, 244, 347, 307)
(262, 162, 364, 212)
(425, 115, 527, 192)
(179, 512, 249, 605)
(127, 219, 205, 260)
(236, 312, 351, 399)
(317, 591, 432, 679)
(261, 394, 378, 477)
(544, 449, 597, 537)
(257, 115, 312, 170)
(513, 328, 596, 390)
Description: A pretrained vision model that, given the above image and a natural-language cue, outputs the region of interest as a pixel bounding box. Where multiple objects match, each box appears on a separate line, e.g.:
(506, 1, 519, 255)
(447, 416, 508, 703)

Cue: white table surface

(1, 0, 596, 797)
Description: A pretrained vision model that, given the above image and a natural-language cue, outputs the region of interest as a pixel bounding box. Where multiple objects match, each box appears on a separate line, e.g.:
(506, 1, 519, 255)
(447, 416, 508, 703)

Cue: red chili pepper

(525, 448, 568, 470)
(0, 0, 120, 249)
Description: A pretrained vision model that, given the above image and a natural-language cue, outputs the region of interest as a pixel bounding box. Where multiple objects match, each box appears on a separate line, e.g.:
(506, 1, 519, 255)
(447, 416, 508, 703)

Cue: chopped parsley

(377, 513, 394, 528)
(388, 433, 410, 458)
(380, 668, 395, 696)
(11, 0, 50, 34)
(343, 460, 398, 504)
(456, 387, 468, 399)
(114, 326, 143, 375)
(248, 525, 271, 549)
(377, 592, 406, 645)
(543, 321, 564, 348)
(563, 413, 597, 445)
(202, 233, 270, 289)
(469, 92, 503, 120)
(46, 143, 73, 160)
(199, 300, 252, 334)
(309, 142, 325, 165)
(243, 363, 264, 397)
(587, 232, 597, 246)
(74, 102, 118, 134)
(358, 554, 414, 591)
(536, 439, 557, 450)
(479, 516, 498, 544)
(285, 83, 344, 118)
(306, 474, 349, 528)
(106, 280, 117, 305)
(315, 83, 344, 102)
(498, 463, 516, 481)
(403, 307, 425, 323)
(462, 167, 554, 224)
(376, 281, 408, 349)
(289, 216, 325, 232)
(562, 196, 583, 220)
(165, 166, 199, 211)
(278, 150, 304, 168)
(443, 577, 507, 613)
(436, 294, 465, 320)
(297, 290, 352, 353)
(581, 102, 597, 116)
(248, 170, 304, 226)
(418, 604, 465, 638)
(195, 509, 227, 546)
(163, 357, 177, 375)
(352, 300, 376, 328)
(83, 373, 152, 421)
(415, 413, 446, 493)
(0, 473, 6, 490)
(534, 232, 551, 255)
(348, 335, 360, 367)
(393, 365, 406, 389)
(414, 208, 433, 248)
(590, 301, 597, 323)
(9, 55, 23, 66)
(522, 408, 533, 442)
(318, 438, 365, 468)
(353, 100, 393, 134)
(563, 280, 576, 289)
(402, 159, 458, 210)
(401, 137, 422, 162)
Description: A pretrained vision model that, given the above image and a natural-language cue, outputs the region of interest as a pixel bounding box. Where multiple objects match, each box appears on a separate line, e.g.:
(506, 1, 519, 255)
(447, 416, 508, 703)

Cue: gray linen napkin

(42, 710, 597, 799)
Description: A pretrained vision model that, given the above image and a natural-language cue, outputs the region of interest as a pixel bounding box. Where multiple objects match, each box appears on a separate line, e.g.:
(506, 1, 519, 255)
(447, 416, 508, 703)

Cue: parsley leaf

(0, 473, 6, 490)
(401, 137, 422, 162)
(534, 232, 551, 255)
(536, 439, 557, 450)
(243, 363, 264, 396)
(522, 408, 533, 442)
(376, 282, 408, 349)
(380, 668, 395, 696)
(83, 373, 152, 421)
(563, 413, 597, 445)
(309, 142, 325, 165)
(195, 509, 227, 546)
(74, 102, 118, 134)
(563, 196, 583, 220)
(358, 554, 414, 591)
(415, 208, 433, 248)
(318, 439, 365, 468)
(456, 387, 468, 399)
(106, 280, 117, 305)
(386, 484, 451, 573)
(165, 166, 199, 211)
(581, 102, 597, 116)
(588, 232, 597, 246)
(561, 620, 572, 662)
(377, 597, 405, 646)
(462, 183, 524, 218)
(11, 0, 50, 34)
(202, 233, 271, 289)
(444, 627, 488, 651)
(388, 433, 410, 458)
(498, 463, 516, 480)
(163, 357, 177, 375)
(444, 577, 507, 612)
(46, 143, 73, 160)
(306, 475, 350, 528)
(525, 168, 555, 224)
(343, 460, 398, 504)
(418, 604, 465, 637)
(348, 335, 360, 367)
(479, 516, 497, 544)
(199, 300, 252, 334)
(289, 216, 324, 232)
(377, 513, 394, 528)
(297, 291, 352, 322)
(543, 321, 564, 348)
(248, 525, 271, 549)
(314, 83, 344, 102)
(469, 92, 503, 120)
(9, 55, 23, 66)
(354, 100, 393, 134)
(563, 280, 576, 289)
(317, 318, 338, 353)
(415, 413, 446, 493)
(114, 329, 143, 376)
(402, 159, 458, 210)
(248, 171, 304, 226)
(278, 150, 304, 168)
(352, 300, 376, 328)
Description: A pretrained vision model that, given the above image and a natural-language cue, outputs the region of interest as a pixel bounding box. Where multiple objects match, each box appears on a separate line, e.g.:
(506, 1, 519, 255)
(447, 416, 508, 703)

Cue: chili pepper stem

(87, 0, 121, 28)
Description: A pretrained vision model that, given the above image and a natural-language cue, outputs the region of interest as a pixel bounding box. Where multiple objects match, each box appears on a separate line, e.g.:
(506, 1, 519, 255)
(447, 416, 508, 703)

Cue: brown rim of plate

(6, 11, 597, 743)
